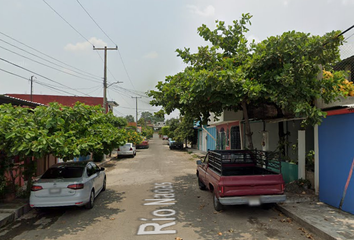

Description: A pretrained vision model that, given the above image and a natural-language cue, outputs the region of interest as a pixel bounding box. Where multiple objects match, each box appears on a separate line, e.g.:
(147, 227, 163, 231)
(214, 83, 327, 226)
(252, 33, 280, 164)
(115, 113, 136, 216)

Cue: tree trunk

(242, 101, 254, 150)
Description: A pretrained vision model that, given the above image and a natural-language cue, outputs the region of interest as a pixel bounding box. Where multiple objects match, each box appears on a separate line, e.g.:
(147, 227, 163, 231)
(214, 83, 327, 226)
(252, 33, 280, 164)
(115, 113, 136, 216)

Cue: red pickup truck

(196, 150, 286, 211)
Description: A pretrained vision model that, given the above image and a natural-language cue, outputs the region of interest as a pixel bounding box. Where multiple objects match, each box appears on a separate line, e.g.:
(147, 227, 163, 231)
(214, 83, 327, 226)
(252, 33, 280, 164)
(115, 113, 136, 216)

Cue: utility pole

(131, 96, 142, 124)
(30, 75, 35, 101)
(93, 45, 118, 113)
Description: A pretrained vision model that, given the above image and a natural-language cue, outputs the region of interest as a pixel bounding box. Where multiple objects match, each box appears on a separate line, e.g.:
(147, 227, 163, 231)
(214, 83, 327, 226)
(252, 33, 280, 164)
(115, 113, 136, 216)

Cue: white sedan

(30, 161, 106, 209)
(118, 143, 136, 158)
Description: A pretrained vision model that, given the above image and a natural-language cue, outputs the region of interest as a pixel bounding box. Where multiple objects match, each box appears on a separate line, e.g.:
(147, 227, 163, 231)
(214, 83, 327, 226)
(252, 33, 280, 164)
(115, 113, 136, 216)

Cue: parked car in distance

(169, 140, 184, 150)
(30, 161, 106, 209)
(118, 143, 136, 157)
(162, 135, 169, 140)
(136, 139, 149, 149)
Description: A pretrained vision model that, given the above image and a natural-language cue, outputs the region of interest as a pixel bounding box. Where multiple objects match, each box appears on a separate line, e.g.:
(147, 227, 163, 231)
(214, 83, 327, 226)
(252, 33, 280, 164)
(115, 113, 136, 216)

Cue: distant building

(154, 121, 165, 130)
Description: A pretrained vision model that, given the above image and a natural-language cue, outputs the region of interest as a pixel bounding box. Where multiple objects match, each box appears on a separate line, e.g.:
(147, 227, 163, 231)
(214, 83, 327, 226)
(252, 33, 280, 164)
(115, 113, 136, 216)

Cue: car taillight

(67, 184, 84, 190)
(31, 185, 43, 191)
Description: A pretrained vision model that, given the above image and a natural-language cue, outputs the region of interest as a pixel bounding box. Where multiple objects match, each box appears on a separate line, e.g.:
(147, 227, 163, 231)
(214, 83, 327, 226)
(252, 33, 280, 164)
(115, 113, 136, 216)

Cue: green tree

(0, 102, 128, 193)
(125, 115, 135, 123)
(126, 129, 143, 145)
(160, 126, 170, 136)
(141, 126, 154, 139)
(173, 116, 195, 143)
(149, 14, 345, 149)
(140, 111, 153, 123)
(165, 118, 180, 139)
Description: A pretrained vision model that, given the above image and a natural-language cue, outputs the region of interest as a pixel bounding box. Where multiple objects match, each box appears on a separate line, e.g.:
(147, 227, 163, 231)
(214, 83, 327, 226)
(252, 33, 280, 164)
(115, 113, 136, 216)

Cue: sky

(1, 0, 354, 120)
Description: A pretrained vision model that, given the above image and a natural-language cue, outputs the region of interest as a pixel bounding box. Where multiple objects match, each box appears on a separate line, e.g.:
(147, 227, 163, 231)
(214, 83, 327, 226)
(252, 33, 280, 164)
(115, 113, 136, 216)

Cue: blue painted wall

(319, 113, 354, 214)
(206, 126, 216, 151)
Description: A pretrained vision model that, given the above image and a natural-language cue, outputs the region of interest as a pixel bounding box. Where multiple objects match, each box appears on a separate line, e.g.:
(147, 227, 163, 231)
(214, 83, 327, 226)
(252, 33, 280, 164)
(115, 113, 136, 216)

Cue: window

(41, 167, 84, 179)
(86, 164, 95, 177)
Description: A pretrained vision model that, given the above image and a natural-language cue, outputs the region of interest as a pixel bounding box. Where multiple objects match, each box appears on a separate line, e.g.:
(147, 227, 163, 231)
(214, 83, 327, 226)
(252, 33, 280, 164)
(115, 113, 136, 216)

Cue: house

(196, 108, 314, 185)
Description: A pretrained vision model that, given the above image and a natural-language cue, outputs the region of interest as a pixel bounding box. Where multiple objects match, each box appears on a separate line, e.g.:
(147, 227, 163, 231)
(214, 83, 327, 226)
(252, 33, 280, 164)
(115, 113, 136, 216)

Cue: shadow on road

(0, 189, 125, 240)
(171, 174, 281, 240)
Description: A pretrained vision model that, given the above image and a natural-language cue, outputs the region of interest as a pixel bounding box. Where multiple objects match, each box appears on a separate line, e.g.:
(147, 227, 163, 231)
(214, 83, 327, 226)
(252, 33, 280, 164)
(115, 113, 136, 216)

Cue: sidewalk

(0, 156, 114, 229)
(1, 151, 354, 240)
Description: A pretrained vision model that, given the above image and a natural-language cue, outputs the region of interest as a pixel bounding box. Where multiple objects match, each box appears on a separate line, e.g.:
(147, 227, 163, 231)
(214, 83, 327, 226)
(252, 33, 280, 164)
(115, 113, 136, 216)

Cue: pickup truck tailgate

(219, 174, 284, 197)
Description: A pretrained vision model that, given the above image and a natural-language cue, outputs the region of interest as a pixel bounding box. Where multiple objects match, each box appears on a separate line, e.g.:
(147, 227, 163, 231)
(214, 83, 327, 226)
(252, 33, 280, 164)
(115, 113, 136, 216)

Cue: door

(231, 126, 241, 149)
(86, 163, 99, 194)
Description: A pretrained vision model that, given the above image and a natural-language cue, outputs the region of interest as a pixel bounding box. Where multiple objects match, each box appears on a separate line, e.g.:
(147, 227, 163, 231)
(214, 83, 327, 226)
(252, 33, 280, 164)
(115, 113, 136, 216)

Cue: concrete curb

(0, 157, 113, 229)
(275, 204, 335, 240)
(0, 202, 30, 228)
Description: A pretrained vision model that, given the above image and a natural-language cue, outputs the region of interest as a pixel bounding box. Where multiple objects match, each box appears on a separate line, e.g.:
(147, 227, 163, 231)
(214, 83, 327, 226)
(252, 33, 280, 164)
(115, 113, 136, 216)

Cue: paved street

(0, 134, 319, 240)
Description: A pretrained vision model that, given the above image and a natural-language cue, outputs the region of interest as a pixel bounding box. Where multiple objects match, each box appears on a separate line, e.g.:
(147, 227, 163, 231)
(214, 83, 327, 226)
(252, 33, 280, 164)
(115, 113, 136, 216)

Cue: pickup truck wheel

(198, 177, 206, 190)
(213, 192, 223, 211)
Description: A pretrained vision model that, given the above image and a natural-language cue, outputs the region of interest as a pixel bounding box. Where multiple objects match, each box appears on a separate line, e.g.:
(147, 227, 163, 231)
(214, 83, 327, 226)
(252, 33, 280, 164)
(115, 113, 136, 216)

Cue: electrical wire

(43, 0, 93, 46)
(0, 67, 80, 95)
(0, 31, 101, 79)
(0, 44, 101, 83)
(76, 0, 116, 46)
(0, 57, 92, 96)
(75, 0, 135, 89)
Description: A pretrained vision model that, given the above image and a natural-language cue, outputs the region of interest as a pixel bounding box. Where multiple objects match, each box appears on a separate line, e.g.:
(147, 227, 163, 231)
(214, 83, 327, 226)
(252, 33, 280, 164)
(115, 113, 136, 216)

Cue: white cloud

(187, 5, 215, 17)
(143, 51, 158, 59)
(64, 37, 108, 51)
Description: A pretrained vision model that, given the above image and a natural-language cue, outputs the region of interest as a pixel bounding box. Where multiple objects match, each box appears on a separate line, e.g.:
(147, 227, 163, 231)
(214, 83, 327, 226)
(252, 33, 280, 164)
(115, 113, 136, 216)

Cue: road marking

(137, 182, 177, 235)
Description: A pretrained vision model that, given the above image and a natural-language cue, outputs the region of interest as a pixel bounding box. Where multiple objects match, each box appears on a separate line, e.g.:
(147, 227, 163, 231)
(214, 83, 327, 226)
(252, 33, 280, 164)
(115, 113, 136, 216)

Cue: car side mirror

(196, 160, 202, 165)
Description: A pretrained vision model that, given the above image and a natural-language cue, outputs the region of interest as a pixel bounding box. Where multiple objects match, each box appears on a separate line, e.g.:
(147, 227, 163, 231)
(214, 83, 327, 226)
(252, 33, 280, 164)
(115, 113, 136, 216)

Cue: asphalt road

(0, 134, 319, 240)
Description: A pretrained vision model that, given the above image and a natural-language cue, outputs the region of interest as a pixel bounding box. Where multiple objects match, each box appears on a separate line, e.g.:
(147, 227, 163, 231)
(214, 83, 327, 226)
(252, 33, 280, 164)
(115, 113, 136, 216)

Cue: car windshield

(41, 166, 84, 179)
(124, 143, 131, 147)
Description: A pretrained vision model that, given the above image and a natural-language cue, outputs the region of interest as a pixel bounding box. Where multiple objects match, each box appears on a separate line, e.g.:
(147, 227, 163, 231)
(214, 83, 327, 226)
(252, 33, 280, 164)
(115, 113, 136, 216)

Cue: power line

(0, 57, 91, 96)
(0, 32, 102, 80)
(76, 0, 116, 46)
(43, 0, 93, 46)
(0, 44, 101, 83)
(0, 67, 80, 95)
(75, 0, 135, 89)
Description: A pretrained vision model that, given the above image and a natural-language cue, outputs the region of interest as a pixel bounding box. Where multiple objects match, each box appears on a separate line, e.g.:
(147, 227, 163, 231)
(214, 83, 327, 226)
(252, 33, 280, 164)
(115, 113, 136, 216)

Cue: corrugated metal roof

(6, 94, 104, 107)
(0, 95, 45, 107)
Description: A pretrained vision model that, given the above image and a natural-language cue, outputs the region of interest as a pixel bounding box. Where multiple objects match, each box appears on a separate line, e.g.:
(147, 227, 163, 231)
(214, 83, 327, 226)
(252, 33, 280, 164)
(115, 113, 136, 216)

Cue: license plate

(49, 188, 61, 194)
(249, 196, 260, 206)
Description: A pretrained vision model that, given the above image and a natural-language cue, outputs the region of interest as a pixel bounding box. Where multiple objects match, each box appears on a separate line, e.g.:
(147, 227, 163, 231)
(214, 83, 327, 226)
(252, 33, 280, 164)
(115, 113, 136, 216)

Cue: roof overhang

(1, 95, 45, 108)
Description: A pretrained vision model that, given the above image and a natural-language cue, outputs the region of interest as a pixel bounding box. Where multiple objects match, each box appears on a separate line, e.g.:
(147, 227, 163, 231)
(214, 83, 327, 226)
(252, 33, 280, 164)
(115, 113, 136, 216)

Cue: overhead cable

(76, 0, 135, 89)
(43, 0, 93, 46)
(0, 32, 101, 79)
(0, 67, 79, 95)
(0, 45, 101, 83)
(0, 57, 92, 96)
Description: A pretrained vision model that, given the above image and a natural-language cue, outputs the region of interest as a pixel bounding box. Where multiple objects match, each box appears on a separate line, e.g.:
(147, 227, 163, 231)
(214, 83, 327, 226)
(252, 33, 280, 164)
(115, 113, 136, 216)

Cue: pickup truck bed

(196, 150, 286, 211)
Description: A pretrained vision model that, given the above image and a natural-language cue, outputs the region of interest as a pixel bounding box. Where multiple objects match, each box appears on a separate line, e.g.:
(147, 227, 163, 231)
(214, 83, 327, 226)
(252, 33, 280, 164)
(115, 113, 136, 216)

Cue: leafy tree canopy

(125, 115, 135, 123)
(149, 13, 346, 148)
(0, 102, 127, 160)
